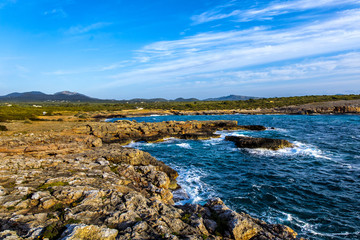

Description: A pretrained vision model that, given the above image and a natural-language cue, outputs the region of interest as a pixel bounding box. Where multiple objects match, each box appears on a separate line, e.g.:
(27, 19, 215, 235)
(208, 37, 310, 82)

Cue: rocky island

(0, 120, 303, 240)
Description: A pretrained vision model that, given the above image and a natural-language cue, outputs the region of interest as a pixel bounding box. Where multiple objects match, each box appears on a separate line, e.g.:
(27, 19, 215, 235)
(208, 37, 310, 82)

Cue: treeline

(1, 94, 359, 121)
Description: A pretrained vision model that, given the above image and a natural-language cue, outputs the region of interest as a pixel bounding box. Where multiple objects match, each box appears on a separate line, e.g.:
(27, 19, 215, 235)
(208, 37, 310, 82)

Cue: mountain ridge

(0, 91, 259, 102)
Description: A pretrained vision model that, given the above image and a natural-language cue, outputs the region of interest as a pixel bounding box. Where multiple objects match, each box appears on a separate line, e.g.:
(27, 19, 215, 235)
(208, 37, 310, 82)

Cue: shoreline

(91, 100, 360, 120)
(0, 120, 304, 239)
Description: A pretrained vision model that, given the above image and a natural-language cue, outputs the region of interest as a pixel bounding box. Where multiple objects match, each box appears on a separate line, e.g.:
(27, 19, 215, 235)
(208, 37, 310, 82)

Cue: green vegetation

(0, 94, 359, 121)
(181, 213, 192, 223)
(0, 125, 8, 131)
(38, 181, 69, 190)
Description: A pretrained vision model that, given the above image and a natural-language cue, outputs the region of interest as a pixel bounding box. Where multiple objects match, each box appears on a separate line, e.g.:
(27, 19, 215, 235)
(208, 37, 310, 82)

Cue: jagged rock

(0, 120, 303, 240)
(205, 198, 298, 240)
(76, 120, 265, 144)
(59, 224, 118, 240)
(0, 230, 23, 240)
(225, 136, 293, 150)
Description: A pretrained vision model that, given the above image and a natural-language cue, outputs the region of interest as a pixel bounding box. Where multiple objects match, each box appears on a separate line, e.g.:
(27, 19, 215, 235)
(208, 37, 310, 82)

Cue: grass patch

(181, 213, 192, 223)
(135, 217, 143, 222)
(38, 181, 69, 190)
(40, 222, 66, 240)
(109, 165, 119, 174)
(0, 125, 8, 131)
(202, 234, 208, 240)
(23, 119, 32, 124)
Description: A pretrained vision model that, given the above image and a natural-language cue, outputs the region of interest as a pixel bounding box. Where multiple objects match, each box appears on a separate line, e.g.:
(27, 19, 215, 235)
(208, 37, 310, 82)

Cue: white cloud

(44, 8, 67, 18)
(105, 9, 360, 90)
(192, 0, 360, 24)
(67, 22, 112, 35)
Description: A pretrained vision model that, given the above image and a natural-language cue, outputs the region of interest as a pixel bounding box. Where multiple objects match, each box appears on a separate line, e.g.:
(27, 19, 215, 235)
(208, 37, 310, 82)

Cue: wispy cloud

(192, 0, 360, 24)
(67, 22, 112, 35)
(44, 8, 67, 18)
(104, 8, 360, 91)
(0, 0, 16, 9)
(44, 61, 128, 76)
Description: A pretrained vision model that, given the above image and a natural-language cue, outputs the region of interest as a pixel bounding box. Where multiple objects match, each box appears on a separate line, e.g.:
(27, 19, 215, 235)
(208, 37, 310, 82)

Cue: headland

(0, 120, 304, 240)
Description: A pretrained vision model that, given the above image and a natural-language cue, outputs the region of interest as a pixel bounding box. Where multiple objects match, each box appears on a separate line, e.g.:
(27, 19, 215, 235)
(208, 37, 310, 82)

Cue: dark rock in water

(225, 136, 293, 150)
(238, 125, 267, 131)
(178, 132, 220, 140)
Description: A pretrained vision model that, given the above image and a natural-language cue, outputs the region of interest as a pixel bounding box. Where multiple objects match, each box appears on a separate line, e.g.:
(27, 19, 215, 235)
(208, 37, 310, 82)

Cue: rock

(0, 230, 23, 240)
(91, 138, 103, 147)
(204, 219, 217, 233)
(60, 224, 118, 240)
(0, 186, 7, 196)
(0, 120, 303, 240)
(78, 120, 264, 144)
(205, 198, 298, 240)
(238, 125, 267, 131)
(225, 136, 293, 150)
(41, 198, 57, 209)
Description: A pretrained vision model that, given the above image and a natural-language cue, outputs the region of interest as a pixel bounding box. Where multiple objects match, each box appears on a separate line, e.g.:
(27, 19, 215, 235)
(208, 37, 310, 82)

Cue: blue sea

(109, 115, 360, 240)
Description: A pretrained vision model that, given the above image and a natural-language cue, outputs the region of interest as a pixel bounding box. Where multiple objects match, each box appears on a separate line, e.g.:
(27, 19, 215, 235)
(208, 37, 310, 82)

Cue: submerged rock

(225, 136, 293, 150)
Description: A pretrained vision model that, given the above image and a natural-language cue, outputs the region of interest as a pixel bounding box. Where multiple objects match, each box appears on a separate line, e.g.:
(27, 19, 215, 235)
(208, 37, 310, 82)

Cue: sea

(108, 114, 360, 240)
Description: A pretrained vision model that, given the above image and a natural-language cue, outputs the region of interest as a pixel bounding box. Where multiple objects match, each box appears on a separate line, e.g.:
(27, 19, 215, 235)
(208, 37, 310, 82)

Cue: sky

(1, 0, 360, 99)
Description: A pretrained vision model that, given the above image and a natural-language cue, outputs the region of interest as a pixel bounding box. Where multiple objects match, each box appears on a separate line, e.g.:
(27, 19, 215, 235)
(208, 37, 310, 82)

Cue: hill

(0, 91, 99, 102)
(204, 95, 258, 101)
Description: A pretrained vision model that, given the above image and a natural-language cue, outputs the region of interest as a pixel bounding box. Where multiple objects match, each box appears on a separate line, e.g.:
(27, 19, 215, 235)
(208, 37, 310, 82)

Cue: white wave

(123, 141, 154, 148)
(203, 137, 223, 146)
(176, 143, 192, 149)
(246, 141, 331, 160)
(161, 137, 177, 143)
(274, 210, 359, 238)
(149, 114, 162, 116)
(174, 168, 215, 205)
(267, 127, 288, 132)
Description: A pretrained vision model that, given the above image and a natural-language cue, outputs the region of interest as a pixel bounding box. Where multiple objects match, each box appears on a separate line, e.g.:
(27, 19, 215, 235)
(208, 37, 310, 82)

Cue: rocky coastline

(86, 99, 360, 121)
(0, 120, 304, 240)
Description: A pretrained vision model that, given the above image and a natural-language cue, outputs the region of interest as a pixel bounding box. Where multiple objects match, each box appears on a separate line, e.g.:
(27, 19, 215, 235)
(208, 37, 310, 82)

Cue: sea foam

(246, 141, 331, 160)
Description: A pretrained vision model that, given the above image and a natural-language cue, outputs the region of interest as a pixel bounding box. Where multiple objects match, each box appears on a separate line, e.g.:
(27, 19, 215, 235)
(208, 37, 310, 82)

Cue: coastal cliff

(0, 120, 303, 240)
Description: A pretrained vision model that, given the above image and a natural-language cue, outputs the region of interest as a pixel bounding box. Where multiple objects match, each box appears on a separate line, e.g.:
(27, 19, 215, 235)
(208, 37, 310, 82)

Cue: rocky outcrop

(73, 120, 266, 144)
(225, 136, 293, 150)
(0, 120, 303, 240)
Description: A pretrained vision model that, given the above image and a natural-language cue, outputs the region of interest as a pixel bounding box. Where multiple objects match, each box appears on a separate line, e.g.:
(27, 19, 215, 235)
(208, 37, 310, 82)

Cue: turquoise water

(109, 115, 360, 239)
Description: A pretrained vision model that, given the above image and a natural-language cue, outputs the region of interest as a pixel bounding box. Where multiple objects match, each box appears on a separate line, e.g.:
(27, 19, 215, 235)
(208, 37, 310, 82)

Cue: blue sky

(1, 0, 360, 99)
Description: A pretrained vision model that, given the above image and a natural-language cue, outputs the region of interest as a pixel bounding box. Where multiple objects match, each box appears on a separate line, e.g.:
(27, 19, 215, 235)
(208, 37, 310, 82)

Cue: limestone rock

(225, 136, 293, 150)
(60, 224, 118, 240)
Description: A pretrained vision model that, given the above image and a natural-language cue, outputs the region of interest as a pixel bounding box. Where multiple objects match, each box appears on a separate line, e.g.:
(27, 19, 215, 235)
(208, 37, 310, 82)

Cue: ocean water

(109, 115, 360, 240)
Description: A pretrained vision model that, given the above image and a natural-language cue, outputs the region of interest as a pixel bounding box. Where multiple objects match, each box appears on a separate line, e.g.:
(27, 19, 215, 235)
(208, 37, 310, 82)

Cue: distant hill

(0, 91, 100, 102)
(204, 95, 259, 101)
(119, 97, 200, 103)
(0, 91, 258, 103)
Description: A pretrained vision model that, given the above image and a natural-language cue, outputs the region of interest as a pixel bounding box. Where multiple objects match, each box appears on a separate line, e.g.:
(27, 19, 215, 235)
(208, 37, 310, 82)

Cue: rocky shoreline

(0, 120, 304, 240)
(86, 99, 360, 121)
